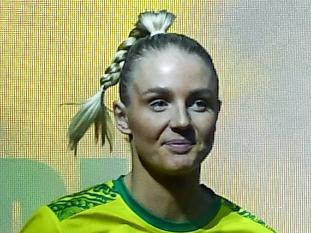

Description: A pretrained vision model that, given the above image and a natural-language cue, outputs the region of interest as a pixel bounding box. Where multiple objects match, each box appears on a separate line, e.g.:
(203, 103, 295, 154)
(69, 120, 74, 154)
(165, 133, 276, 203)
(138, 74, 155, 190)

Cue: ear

(113, 101, 132, 135)
(217, 99, 222, 113)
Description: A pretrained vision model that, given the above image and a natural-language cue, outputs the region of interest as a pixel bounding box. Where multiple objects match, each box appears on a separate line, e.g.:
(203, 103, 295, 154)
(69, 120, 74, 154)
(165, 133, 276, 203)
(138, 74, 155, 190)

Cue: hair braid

(68, 10, 175, 154)
(99, 28, 148, 89)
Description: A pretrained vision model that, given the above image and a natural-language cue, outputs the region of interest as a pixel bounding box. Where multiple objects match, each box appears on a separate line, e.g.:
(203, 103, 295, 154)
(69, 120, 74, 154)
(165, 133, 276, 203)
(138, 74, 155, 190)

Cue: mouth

(163, 139, 195, 154)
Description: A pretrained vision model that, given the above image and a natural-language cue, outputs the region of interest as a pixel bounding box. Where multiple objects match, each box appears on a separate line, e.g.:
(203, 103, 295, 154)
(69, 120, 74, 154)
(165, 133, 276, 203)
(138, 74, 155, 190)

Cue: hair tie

(137, 10, 175, 37)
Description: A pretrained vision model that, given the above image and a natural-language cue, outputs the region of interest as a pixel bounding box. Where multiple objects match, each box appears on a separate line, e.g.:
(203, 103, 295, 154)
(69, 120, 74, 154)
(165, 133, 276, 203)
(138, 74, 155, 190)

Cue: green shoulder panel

(221, 197, 277, 232)
(48, 181, 119, 221)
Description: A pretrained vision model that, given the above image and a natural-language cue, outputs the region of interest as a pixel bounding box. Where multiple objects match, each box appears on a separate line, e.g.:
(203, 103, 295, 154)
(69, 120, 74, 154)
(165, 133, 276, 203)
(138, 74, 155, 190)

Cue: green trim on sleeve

(114, 176, 221, 232)
(221, 197, 277, 232)
(48, 181, 119, 221)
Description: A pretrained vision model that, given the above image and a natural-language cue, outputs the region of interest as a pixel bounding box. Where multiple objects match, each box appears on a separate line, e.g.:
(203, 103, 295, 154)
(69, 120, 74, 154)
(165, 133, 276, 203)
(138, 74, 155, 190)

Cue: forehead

(131, 47, 217, 95)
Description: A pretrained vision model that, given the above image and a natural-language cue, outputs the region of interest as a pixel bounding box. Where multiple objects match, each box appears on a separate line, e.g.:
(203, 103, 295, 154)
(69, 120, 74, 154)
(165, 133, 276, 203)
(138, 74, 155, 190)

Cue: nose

(169, 103, 191, 129)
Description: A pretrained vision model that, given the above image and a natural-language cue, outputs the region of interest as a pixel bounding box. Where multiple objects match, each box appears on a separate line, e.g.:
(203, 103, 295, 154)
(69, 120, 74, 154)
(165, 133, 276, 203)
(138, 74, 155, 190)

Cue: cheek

(193, 114, 217, 139)
(128, 112, 168, 140)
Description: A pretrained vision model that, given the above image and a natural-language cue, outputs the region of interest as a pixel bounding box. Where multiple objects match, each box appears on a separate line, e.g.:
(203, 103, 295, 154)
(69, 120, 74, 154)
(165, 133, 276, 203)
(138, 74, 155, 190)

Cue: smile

(163, 139, 194, 154)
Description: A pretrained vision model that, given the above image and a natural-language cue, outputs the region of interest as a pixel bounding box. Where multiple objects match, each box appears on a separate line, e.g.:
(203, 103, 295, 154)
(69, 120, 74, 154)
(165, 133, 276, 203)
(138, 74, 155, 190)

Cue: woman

(21, 10, 276, 233)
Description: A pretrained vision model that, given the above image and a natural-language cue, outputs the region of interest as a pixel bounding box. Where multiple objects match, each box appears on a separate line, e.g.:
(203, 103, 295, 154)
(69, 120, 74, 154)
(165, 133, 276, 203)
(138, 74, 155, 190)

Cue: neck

(128, 164, 202, 199)
(123, 145, 212, 222)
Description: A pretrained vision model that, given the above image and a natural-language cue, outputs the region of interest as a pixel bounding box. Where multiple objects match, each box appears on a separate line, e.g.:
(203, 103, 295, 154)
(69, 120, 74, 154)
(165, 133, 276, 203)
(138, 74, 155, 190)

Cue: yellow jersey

(21, 176, 276, 233)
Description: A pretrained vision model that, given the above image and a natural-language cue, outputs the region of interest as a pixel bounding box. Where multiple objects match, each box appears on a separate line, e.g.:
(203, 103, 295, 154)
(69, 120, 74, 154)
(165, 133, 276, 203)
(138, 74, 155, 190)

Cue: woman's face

(114, 46, 220, 176)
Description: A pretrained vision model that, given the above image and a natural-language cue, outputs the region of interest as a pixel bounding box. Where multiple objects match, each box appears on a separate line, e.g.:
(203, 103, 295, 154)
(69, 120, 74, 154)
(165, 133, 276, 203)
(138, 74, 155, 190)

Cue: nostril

(171, 126, 195, 141)
(170, 117, 191, 129)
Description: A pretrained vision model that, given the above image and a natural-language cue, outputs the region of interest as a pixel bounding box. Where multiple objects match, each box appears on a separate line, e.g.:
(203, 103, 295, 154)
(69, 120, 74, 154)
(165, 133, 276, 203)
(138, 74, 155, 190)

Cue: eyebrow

(142, 87, 172, 95)
(141, 87, 214, 96)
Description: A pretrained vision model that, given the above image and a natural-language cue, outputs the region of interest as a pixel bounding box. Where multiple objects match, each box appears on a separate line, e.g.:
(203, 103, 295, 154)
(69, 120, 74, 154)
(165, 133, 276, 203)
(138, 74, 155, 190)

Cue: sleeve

(20, 206, 63, 233)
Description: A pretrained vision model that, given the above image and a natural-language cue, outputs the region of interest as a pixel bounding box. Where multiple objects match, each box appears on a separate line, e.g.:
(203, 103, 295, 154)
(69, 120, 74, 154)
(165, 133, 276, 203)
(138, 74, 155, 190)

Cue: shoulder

(217, 195, 277, 232)
(20, 206, 62, 233)
(47, 179, 119, 221)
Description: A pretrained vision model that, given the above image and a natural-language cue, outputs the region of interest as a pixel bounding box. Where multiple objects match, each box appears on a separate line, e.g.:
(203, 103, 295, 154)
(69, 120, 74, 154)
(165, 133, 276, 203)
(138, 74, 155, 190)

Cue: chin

(162, 167, 199, 176)
(160, 158, 200, 176)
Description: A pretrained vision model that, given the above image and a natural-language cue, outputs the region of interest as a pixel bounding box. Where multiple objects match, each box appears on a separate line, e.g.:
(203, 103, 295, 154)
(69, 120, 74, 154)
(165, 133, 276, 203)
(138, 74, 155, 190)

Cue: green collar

(114, 176, 221, 232)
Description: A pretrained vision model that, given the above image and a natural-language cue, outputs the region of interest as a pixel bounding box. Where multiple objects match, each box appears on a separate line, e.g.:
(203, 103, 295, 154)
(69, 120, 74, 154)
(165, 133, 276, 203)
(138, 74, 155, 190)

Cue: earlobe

(113, 101, 132, 135)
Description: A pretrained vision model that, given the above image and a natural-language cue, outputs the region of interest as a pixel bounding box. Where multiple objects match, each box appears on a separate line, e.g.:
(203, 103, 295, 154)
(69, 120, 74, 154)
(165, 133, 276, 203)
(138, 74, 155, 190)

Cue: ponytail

(68, 10, 175, 154)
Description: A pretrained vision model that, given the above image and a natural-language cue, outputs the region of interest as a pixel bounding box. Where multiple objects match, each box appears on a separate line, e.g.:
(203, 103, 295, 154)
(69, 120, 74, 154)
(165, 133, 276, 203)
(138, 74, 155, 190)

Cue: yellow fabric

(20, 178, 276, 233)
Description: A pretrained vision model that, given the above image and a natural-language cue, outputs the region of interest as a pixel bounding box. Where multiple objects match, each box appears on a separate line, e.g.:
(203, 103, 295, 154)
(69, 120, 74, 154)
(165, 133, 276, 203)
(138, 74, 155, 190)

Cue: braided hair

(68, 10, 176, 154)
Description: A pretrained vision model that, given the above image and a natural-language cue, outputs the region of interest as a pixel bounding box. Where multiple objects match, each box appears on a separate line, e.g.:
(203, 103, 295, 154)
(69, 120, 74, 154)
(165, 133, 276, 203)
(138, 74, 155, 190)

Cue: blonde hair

(68, 10, 176, 154)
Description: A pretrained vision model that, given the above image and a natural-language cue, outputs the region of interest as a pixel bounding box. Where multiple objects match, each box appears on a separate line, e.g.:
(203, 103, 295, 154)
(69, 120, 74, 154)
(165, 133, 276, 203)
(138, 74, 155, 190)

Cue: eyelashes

(149, 99, 168, 112)
(148, 98, 214, 112)
(190, 99, 210, 112)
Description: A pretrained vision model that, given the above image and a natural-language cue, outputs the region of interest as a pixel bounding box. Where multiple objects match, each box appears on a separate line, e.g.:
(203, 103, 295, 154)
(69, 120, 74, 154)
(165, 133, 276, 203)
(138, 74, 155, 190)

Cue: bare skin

(123, 163, 214, 222)
(114, 46, 220, 222)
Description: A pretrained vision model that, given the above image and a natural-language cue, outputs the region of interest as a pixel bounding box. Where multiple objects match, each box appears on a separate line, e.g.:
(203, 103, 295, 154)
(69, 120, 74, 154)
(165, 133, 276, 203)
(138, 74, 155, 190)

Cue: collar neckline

(113, 175, 221, 232)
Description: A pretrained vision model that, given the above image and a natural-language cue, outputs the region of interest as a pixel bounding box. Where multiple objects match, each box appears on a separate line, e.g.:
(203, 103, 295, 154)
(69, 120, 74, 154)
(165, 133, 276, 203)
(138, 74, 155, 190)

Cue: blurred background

(1, 1, 310, 232)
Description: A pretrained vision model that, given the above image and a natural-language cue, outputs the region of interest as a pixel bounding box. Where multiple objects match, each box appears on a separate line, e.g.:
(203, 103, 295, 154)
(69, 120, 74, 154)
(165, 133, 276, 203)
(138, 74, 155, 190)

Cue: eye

(190, 99, 211, 112)
(149, 99, 168, 112)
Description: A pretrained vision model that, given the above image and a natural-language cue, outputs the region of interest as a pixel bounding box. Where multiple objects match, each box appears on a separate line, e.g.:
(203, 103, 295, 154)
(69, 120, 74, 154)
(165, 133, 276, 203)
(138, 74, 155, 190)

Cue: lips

(163, 139, 194, 154)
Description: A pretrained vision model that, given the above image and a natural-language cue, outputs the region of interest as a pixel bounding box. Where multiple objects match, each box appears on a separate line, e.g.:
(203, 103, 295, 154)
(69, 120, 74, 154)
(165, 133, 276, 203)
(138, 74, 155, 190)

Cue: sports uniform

(21, 176, 276, 233)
